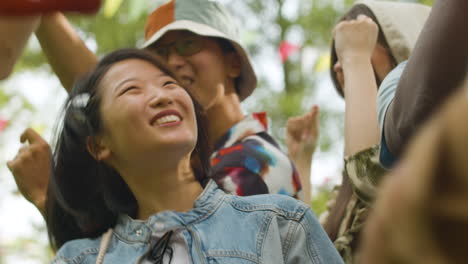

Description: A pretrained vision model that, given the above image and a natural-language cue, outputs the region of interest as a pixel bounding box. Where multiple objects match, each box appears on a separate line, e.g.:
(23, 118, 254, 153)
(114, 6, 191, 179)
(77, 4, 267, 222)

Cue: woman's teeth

(156, 115, 181, 125)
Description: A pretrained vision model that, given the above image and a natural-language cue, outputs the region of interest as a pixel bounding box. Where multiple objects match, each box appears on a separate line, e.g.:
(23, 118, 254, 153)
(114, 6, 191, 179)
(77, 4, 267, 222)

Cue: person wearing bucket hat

(7, 0, 302, 223)
(142, 0, 256, 101)
(141, 0, 302, 199)
(321, 1, 430, 263)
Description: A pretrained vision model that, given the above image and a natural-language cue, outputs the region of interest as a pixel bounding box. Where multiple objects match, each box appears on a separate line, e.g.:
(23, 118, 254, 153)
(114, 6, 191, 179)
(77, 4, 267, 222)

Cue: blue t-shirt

(377, 61, 408, 169)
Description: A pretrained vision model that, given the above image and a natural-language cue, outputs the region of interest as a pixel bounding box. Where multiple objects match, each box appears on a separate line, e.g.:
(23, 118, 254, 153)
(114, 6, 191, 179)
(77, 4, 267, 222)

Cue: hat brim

(141, 20, 257, 101)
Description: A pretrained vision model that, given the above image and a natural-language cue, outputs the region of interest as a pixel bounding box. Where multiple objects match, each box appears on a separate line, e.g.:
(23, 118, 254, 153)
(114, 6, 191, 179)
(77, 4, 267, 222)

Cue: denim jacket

(51, 180, 343, 264)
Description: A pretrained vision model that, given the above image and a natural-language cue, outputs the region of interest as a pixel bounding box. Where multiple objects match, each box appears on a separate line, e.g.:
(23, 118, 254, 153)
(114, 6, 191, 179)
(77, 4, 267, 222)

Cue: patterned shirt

(321, 145, 387, 264)
(210, 112, 302, 198)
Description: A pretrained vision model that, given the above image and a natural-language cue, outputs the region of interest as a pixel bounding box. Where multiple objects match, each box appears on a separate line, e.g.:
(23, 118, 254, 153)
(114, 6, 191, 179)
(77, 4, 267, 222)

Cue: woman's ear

(226, 52, 241, 78)
(86, 136, 111, 161)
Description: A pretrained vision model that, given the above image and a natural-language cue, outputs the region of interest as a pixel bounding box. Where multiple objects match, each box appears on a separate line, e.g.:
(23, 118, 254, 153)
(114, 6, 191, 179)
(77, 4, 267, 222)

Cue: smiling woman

(46, 48, 343, 264)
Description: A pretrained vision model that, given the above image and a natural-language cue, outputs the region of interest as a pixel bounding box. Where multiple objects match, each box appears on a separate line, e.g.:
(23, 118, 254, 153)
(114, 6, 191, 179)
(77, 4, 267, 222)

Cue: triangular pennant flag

(0, 118, 8, 132)
(279, 41, 300, 63)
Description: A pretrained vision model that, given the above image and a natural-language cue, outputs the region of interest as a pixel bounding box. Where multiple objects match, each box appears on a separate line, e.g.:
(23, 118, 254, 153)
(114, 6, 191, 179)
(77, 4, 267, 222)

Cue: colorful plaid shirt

(210, 112, 302, 198)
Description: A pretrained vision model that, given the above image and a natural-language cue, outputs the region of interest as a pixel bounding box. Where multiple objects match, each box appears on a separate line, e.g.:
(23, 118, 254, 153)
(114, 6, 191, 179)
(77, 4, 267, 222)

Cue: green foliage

(420, 0, 434, 5)
(0, 89, 10, 106)
(311, 185, 335, 216)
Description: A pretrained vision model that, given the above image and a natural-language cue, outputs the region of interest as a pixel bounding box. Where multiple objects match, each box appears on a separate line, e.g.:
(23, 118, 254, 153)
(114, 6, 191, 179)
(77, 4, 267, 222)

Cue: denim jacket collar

(113, 180, 224, 243)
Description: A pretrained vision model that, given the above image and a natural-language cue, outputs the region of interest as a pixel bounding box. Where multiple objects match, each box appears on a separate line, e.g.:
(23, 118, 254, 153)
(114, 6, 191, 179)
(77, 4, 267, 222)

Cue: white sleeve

(377, 61, 408, 134)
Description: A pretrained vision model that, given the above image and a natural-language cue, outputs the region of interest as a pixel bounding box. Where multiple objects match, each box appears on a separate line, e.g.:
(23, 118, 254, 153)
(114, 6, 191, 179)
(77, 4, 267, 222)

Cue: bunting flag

(279, 41, 300, 63)
(314, 53, 331, 73)
(0, 118, 8, 132)
(31, 123, 46, 135)
(104, 0, 124, 18)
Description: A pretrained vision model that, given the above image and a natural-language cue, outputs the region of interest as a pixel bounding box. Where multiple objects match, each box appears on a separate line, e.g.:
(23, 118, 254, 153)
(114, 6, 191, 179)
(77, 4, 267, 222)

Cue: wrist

(340, 53, 372, 67)
(290, 152, 314, 163)
(31, 194, 47, 215)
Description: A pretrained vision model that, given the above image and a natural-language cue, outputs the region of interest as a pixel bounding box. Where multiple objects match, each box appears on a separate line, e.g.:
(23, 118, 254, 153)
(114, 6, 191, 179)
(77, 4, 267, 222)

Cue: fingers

(9, 128, 50, 172)
(6, 160, 13, 171)
(303, 105, 320, 137)
(20, 128, 43, 144)
(6, 156, 21, 174)
(311, 105, 320, 123)
(357, 14, 369, 21)
(305, 105, 319, 125)
(310, 105, 319, 117)
(8, 145, 30, 172)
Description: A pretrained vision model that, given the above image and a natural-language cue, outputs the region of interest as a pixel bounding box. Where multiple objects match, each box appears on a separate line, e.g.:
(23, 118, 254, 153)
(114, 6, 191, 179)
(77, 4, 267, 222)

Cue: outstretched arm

(36, 12, 98, 92)
(384, 0, 468, 157)
(0, 15, 40, 80)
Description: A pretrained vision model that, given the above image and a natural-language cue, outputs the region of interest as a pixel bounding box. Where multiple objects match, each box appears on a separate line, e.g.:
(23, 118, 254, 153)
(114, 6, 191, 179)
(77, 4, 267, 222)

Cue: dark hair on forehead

(330, 4, 397, 97)
(46, 48, 212, 250)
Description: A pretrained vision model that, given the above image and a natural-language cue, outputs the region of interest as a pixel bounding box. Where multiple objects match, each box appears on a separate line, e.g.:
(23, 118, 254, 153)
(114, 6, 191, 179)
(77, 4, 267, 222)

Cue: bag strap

(96, 228, 113, 264)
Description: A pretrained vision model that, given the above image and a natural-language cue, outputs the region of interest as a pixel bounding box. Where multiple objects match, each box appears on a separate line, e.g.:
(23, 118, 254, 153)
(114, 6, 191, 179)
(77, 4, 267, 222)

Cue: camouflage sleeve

(344, 145, 387, 205)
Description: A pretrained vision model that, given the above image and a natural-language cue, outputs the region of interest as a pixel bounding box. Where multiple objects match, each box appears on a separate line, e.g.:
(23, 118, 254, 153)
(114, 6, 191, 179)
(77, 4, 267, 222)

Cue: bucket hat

(141, 0, 257, 101)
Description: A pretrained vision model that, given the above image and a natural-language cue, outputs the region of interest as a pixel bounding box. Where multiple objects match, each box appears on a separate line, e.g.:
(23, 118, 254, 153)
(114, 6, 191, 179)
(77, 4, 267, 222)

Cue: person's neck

(118, 154, 204, 220)
(205, 92, 244, 146)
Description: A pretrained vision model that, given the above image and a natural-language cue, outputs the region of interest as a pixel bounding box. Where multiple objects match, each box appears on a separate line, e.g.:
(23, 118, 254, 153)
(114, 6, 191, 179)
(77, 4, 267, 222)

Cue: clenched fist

(333, 15, 379, 65)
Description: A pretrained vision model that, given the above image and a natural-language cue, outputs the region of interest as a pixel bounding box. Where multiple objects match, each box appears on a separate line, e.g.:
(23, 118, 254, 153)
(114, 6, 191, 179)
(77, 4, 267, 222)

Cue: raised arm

(333, 15, 380, 156)
(35, 12, 98, 92)
(286, 105, 320, 202)
(384, 0, 468, 157)
(0, 15, 40, 80)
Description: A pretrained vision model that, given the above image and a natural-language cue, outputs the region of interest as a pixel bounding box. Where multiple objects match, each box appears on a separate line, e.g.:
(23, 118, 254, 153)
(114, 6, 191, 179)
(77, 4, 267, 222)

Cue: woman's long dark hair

(46, 48, 211, 250)
(330, 4, 397, 97)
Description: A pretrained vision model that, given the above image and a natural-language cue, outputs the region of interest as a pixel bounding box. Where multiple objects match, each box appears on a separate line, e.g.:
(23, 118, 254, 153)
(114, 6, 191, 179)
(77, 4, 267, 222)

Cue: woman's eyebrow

(153, 72, 171, 81)
(114, 77, 137, 93)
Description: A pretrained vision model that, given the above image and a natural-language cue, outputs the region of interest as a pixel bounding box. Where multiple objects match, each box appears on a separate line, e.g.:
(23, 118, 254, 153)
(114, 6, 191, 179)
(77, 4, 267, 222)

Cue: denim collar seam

(205, 250, 259, 262)
(185, 193, 226, 226)
(56, 247, 99, 264)
(113, 182, 224, 241)
(228, 202, 307, 221)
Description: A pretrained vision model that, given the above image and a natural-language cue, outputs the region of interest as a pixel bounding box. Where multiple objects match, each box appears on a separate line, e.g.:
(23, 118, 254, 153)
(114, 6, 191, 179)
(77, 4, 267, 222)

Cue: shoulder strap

(96, 228, 113, 264)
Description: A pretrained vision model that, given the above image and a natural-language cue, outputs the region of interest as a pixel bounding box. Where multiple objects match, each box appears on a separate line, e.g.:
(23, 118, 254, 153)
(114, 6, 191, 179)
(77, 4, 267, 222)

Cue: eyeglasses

(151, 37, 205, 61)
